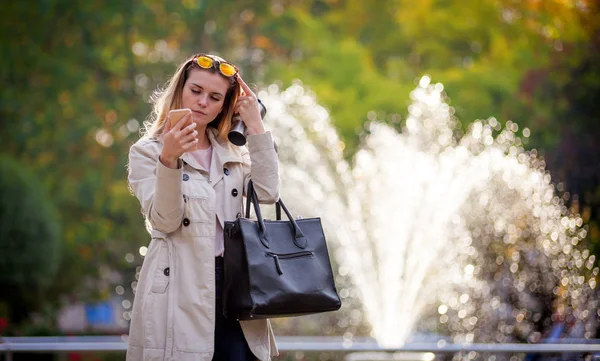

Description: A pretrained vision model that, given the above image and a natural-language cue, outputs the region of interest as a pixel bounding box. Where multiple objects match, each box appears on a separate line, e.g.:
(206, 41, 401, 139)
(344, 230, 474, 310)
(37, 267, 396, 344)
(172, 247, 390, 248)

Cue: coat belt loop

(151, 229, 167, 239)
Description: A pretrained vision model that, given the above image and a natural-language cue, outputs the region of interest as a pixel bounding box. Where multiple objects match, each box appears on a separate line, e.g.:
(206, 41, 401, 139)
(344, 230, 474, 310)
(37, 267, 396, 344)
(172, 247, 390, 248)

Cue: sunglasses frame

(193, 54, 239, 78)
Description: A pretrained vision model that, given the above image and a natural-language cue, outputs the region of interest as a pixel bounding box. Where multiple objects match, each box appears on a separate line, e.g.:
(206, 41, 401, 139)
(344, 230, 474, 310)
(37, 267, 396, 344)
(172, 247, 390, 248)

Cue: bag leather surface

(223, 180, 342, 320)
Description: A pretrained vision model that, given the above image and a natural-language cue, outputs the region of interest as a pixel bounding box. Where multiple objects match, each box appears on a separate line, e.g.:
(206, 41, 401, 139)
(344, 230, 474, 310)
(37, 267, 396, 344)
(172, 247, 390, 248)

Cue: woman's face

(181, 68, 230, 126)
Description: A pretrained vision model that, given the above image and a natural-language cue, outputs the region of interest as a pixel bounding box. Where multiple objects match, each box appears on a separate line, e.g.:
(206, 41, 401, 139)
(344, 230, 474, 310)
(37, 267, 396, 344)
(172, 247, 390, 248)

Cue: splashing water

(257, 78, 598, 348)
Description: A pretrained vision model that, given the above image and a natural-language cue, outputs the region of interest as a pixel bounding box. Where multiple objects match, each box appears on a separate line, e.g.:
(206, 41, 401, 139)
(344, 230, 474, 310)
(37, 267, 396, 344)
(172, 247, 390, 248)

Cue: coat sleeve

(128, 140, 185, 233)
(242, 131, 280, 204)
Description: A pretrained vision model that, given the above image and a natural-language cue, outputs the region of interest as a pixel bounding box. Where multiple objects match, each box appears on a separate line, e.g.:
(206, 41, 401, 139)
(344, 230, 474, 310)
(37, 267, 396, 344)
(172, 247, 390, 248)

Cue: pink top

(188, 146, 225, 257)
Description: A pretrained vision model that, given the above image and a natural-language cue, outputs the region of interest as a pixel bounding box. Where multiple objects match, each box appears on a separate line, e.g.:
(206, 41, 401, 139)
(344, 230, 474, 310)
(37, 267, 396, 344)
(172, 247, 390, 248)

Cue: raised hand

(234, 75, 265, 135)
(160, 110, 198, 168)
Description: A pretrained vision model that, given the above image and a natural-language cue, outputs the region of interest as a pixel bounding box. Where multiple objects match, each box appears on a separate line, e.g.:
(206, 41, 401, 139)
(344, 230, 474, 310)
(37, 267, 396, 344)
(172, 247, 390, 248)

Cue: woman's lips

(193, 110, 206, 116)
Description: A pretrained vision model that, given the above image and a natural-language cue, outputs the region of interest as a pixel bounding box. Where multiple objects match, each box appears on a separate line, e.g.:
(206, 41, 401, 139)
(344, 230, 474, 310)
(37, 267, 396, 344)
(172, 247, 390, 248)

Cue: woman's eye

(191, 89, 200, 94)
(211, 97, 219, 101)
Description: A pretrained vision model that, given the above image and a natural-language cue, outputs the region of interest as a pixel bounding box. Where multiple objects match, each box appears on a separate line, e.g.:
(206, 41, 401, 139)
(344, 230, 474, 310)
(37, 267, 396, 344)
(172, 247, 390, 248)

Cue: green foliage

(0, 155, 61, 324)
(0, 0, 598, 338)
(519, 30, 600, 277)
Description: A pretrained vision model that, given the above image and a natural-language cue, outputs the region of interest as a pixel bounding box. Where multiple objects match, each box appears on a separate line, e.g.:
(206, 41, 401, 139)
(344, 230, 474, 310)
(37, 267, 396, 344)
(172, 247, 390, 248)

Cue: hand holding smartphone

(160, 108, 198, 168)
(168, 108, 192, 130)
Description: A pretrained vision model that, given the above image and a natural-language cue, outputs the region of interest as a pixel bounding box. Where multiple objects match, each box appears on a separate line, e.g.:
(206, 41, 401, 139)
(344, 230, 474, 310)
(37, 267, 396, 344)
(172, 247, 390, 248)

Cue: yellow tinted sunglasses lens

(196, 56, 213, 69)
(219, 63, 237, 77)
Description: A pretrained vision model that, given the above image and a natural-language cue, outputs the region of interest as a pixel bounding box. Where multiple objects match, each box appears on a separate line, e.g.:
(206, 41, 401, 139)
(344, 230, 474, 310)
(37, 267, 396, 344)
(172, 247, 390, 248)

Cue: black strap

(244, 181, 281, 220)
(245, 180, 253, 219)
(244, 180, 307, 249)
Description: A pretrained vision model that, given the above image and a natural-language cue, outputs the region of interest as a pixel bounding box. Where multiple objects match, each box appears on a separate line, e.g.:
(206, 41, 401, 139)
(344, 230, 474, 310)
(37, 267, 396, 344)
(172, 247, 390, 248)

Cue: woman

(127, 53, 280, 361)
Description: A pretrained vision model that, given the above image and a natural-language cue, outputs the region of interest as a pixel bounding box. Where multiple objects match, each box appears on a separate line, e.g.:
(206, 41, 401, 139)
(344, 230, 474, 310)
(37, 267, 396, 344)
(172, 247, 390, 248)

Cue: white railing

(1, 336, 599, 360)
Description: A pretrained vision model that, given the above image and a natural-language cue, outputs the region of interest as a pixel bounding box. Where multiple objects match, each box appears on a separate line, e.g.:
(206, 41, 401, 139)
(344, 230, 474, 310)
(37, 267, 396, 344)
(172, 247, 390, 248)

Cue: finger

(182, 139, 199, 150)
(174, 124, 195, 141)
(165, 116, 173, 133)
(237, 97, 256, 110)
(236, 75, 255, 97)
(237, 95, 256, 104)
(182, 121, 197, 134)
(181, 130, 198, 144)
(234, 102, 246, 113)
(235, 98, 246, 110)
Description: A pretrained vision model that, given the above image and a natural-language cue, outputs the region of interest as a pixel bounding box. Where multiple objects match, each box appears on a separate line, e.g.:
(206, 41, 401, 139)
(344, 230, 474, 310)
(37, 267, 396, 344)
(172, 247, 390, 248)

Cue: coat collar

(180, 127, 244, 186)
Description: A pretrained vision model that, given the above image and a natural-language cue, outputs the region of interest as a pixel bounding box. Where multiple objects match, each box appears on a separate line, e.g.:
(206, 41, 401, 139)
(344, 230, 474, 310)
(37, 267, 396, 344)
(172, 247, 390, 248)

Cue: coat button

(183, 174, 189, 181)
(182, 218, 190, 226)
(224, 168, 230, 176)
(231, 188, 238, 197)
(164, 267, 170, 276)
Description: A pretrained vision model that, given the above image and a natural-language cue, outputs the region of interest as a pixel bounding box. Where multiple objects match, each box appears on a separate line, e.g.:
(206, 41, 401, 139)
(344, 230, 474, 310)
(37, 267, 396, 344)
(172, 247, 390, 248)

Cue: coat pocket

(183, 194, 212, 221)
(182, 195, 213, 238)
(150, 241, 170, 294)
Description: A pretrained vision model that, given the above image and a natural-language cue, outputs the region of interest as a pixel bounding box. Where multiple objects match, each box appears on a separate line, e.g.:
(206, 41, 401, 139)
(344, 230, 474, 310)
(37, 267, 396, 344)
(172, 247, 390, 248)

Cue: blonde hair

(141, 54, 241, 142)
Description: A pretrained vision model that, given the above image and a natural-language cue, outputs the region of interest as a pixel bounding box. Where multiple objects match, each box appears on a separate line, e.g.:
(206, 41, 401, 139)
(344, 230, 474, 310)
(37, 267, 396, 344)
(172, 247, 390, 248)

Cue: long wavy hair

(141, 54, 240, 142)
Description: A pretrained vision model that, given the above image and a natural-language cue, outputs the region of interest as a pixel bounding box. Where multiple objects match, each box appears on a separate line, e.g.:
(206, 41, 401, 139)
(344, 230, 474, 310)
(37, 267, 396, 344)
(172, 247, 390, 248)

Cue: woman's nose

(197, 94, 208, 107)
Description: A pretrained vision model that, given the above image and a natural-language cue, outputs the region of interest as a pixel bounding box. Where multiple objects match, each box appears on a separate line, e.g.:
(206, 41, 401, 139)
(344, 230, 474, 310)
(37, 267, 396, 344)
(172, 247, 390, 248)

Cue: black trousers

(213, 256, 256, 361)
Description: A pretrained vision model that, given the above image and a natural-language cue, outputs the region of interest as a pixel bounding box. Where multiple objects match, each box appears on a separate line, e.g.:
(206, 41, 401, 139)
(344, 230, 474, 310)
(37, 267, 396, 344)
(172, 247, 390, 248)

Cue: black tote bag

(222, 180, 342, 320)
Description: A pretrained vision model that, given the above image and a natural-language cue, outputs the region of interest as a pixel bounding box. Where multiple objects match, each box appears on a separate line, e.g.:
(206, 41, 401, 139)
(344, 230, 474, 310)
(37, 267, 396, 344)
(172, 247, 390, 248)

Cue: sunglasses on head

(193, 54, 239, 77)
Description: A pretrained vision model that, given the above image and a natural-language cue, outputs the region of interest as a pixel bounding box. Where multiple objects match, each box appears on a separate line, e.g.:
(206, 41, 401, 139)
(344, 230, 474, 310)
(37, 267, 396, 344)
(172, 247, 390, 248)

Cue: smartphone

(168, 108, 192, 129)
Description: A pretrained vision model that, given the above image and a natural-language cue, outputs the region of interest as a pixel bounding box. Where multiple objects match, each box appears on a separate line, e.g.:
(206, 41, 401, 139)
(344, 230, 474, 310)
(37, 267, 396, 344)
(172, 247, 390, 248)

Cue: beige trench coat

(126, 128, 280, 361)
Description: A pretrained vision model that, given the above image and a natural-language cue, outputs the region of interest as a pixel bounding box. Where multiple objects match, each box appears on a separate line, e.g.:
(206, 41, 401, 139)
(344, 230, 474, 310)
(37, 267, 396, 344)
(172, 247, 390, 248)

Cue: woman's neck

(196, 125, 211, 150)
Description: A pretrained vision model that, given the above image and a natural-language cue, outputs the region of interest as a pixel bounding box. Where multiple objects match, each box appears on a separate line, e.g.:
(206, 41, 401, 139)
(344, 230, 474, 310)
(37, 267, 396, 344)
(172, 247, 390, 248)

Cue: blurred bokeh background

(1, 1, 599, 360)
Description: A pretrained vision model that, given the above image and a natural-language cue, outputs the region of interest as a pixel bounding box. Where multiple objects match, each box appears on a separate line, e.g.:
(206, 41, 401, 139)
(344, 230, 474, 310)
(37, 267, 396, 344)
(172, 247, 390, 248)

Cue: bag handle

(244, 182, 282, 220)
(245, 180, 307, 249)
(244, 183, 283, 222)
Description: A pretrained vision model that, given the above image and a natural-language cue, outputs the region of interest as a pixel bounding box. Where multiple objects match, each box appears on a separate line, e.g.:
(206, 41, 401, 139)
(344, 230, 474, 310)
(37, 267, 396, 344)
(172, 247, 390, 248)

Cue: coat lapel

(179, 129, 244, 229)
(180, 152, 206, 172)
(207, 129, 244, 229)
(206, 128, 244, 187)
(179, 128, 243, 180)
